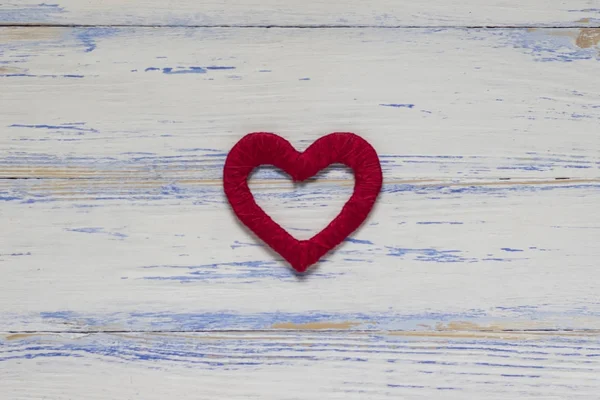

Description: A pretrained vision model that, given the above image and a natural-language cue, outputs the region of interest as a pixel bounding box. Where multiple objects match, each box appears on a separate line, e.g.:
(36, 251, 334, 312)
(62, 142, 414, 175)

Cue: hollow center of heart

(248, 164, 355, 240)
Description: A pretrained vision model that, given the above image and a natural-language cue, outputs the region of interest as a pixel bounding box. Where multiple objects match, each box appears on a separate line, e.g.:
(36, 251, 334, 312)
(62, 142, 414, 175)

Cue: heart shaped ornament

(223, 132, 383, 273)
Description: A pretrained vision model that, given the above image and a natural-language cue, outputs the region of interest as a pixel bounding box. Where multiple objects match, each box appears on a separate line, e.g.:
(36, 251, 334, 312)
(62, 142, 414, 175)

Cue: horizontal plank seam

(1, 24, 599, 29)
(3, 329, 600, 334)
(0, 177, 589, 184)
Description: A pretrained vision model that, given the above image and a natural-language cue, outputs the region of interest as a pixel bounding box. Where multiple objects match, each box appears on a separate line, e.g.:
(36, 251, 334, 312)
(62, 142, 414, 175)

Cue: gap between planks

(4, 329, 600, 340)
(2, 24, 600, 29)
(0, 177, 595, 186)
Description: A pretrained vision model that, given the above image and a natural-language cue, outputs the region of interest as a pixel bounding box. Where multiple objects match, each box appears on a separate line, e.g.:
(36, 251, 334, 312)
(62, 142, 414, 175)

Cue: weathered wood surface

(1, 27, 599, 334)
(1, 1, 600, 27)
(2, 332, 600, 399)
(1, 3, 600, 397)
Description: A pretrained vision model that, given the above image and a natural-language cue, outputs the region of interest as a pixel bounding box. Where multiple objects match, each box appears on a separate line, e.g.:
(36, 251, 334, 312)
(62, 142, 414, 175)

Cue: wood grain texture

(2, 4, 600, 394)
(2, 1, 600, 27)
(2, 332, 600, 399)
(1, 27, 599, 333)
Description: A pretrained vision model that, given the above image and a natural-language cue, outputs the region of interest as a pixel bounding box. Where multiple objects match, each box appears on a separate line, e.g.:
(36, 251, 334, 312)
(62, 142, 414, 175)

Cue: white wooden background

(1, 1, 600, 398)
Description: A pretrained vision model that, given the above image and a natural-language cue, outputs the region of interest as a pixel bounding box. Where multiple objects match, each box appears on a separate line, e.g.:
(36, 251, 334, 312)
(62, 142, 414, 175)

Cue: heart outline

(223, 132, 383, 273)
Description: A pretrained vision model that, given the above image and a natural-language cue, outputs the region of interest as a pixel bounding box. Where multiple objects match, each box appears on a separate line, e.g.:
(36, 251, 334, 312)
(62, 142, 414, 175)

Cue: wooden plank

(1, 332, 600, 398)
(2, 179, 600, 331)
(1, 27, 598, 164)
(1, 1, 600, 27)
(1, 27, 599, 331)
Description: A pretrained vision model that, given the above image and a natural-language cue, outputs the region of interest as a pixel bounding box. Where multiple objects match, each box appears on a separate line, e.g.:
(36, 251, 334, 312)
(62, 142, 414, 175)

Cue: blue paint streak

(65, 227, 127, 238)
(386, 247, 477, 263)
(230, 240, 264, 249)
(160, 184, 185, 195)
(380, 103, 415, 108)
(205, 66, 236, 70)
(17, 308, 600, 340)
(501, 248, 524, 252)
(75, 28, 118, 53)
(497, 165, 551, 171)
(40, 311, 76, 319)
(388, 384, 425, 389)
(9, 124, 98, 133)
(0, 3, 64, 23)
(568, 8, 600, 12)
(345, 238, 374, 245)
(67, 227, 103, 234)
(163, 67, 206, 74)
(383, 183, 600, 197)
(141, 260, 342, 282)
(176, 148, 223, 152)
(1, 74, 84, 78)
(144, 66, 236, 74)
(475, 362, 545, 369)
(33, 309, 499, 331)
(379, 154, 464, 159)
(416, 221, 463, 225)
(299, 77, 311, 81)
(0, 352, 83, 362)
(502, 29, 600, 63)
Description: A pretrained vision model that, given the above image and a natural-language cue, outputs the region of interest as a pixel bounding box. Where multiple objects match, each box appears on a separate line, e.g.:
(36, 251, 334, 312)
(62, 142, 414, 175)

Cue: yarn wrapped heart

(223, 132, 382, 273)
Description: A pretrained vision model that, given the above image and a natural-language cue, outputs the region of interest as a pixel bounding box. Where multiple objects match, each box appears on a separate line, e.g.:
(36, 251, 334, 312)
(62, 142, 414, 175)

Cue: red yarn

(223, 132, 383, 273)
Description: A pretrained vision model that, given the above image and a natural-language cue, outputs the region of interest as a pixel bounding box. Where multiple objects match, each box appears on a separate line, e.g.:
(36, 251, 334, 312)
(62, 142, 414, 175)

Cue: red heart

(223, 132, 383, 273)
